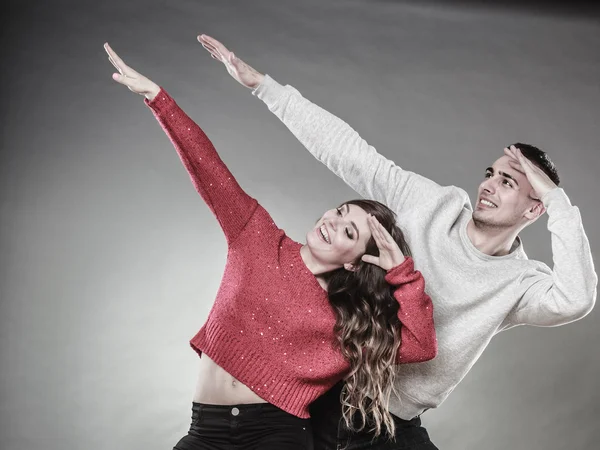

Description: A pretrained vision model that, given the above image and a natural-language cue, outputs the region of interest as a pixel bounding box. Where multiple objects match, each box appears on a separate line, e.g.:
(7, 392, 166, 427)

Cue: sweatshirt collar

(459, 214, 525, 261)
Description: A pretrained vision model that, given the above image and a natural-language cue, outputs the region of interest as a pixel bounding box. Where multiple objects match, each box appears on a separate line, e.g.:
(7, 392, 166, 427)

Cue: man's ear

(524, 201, 546, 221)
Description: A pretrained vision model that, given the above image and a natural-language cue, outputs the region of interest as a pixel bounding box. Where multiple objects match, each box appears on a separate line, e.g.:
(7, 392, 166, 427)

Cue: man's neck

(466, 219, 521, 256)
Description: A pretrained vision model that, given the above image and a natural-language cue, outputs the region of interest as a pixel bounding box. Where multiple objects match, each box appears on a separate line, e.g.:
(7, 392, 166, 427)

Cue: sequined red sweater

(145, 89, 437, 418)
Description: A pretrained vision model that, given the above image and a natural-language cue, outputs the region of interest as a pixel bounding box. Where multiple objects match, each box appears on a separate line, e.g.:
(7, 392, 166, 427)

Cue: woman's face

(306, 203, 372, 268)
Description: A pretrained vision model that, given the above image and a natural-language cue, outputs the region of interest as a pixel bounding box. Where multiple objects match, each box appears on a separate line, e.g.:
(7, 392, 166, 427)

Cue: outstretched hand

(361, 215, 406, 271)
(104, 43, 160, 101)
(198, 34, 265, 89)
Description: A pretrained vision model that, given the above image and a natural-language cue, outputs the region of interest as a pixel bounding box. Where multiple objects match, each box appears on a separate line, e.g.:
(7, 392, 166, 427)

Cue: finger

(111, 72, 138, 89)
(203, 45, 222, 60)
(504, 147, 518, 160)
(366, 216, 380, 243)
(199, 34, 231, 54)
(371, 216, 392, 241)
(108, 55, 121, 73)
(510, 145, 527, 162)
(200, 41, 219, 55)
(198, 34, 222, 50)
(229, 53, 244, 71)
(370, 215, 393, 245)
(198, 34, 214, 45)
(519, 150, 550, 181)
(508, 160, 526, 175)
(361, 254, 379, 266)
(371, 220, 388, 248)
(366, 217, 384, 251)
(509, 146, 522, 161)
(104, 43, 138, 78)
(199, 35, 225, 56)
(514, 149, 536, 176)
(202, 43, 227, 63)
(368, 216, 388, 249)
(107, 58, 140, 80)
(104, 43, 127, 72)
(516, 149, 541, 173)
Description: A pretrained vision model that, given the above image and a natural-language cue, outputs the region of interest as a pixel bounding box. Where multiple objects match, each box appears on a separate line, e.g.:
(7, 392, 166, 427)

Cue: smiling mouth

(318, 224, 331, 244)
(479, 198, 498, 208)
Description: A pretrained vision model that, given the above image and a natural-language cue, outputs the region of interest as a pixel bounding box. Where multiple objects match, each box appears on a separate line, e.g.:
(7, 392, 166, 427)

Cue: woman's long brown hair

(323, 199, 411, 439)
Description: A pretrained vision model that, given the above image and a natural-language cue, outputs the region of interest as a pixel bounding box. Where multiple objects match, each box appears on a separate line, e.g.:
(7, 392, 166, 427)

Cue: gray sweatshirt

(252, 75, 597, 420)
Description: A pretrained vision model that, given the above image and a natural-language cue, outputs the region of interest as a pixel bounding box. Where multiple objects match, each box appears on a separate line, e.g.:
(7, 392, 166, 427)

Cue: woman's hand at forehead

(361, 215, 405, 271)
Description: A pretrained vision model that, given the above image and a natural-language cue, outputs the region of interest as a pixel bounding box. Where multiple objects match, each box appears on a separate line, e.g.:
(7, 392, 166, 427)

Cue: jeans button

(231, 407, 240, 416)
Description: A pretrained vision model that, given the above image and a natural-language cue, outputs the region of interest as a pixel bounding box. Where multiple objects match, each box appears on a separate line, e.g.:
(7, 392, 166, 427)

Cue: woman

(104, 43, 436, 450)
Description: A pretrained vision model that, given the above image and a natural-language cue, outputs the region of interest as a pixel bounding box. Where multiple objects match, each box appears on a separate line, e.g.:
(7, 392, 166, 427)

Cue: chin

(472, 210, 488, 222)
(473, 215, 514, 230)
(473, 210, 496, 226)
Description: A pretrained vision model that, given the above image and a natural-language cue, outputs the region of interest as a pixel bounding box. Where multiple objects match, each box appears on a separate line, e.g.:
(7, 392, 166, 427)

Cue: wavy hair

(322, 199, 411, 439)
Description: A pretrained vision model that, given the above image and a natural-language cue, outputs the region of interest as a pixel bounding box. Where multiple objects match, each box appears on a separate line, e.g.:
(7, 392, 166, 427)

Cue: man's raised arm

(500, 149, 596, 329)
(198, 34, 448, 217)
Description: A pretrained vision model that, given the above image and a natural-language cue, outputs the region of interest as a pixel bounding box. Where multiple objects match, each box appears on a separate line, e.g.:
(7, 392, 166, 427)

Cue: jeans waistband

(191, 401, 299, 421)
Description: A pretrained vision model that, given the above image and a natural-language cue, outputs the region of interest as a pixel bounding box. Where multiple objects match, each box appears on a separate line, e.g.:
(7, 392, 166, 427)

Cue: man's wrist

(541, 187, 561, 205)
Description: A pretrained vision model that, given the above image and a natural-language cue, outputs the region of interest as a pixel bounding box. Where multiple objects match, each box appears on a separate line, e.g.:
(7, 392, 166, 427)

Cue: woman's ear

(343, 262, 359, 272)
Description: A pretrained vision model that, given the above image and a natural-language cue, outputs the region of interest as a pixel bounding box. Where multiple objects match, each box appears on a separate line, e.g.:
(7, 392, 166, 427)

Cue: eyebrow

(345, 204, 360, 240)
(485, 167, 519, 187)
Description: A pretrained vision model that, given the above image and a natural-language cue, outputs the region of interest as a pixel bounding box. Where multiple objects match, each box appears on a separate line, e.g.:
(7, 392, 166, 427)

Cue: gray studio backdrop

(1, 1, 599, 449)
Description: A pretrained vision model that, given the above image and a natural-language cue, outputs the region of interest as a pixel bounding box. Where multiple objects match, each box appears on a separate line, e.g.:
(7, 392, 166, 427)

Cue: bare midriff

(193, 354, 267, 405)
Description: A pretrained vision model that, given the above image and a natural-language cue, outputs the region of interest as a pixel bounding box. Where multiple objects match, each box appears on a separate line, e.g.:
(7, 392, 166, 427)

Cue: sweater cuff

(384, 257, 415, 285)
(144, 87, 176, 115)
(541, 188, 572, 214)
(252, 74, 287, 108)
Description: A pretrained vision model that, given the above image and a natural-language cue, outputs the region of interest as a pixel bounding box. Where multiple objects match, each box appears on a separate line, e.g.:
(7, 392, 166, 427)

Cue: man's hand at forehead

(504, 145, 558, 202)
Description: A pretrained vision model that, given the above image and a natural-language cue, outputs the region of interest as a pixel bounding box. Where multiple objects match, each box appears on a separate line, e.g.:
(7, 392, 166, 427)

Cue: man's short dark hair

(511, 142, 560, 186)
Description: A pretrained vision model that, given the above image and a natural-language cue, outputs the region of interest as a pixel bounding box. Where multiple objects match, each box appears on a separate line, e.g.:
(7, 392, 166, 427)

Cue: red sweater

(145, 89, 437, 418)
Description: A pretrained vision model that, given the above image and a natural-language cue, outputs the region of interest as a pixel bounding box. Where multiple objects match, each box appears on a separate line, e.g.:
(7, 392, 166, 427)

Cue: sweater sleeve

(385, 258, 437, 363)
(501, 188, 597, 329)
(253, 75, 449, 222)
(145, 88, 258, 245)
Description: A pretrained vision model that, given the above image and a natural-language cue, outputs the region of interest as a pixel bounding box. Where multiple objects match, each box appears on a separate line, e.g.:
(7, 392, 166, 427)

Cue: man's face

(473, 155, 542, 229)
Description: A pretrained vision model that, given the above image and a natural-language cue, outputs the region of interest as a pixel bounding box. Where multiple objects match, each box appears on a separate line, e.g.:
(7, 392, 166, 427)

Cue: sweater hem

(190, 321, 336, 419)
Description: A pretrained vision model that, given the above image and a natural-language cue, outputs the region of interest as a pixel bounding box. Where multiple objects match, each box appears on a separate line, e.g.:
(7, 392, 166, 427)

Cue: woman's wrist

(145, 83, 161, 101)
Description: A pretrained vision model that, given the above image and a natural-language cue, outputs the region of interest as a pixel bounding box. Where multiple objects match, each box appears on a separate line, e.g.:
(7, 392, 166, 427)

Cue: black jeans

(309, 383, 439, 450)
(173, 402, 313, 450)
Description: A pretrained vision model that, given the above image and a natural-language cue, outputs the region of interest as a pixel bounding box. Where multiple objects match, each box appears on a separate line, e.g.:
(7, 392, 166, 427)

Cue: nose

(327, 217, 338, 232)
(481, 177, 496, 194)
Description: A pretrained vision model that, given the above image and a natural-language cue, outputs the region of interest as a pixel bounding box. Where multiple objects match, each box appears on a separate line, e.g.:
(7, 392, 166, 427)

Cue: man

(197, 35, 597, 450)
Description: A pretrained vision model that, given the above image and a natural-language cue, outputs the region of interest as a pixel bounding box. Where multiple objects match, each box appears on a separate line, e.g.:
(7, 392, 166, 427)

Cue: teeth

(480, 199, 497, 208)
(320, 225, 330, 243)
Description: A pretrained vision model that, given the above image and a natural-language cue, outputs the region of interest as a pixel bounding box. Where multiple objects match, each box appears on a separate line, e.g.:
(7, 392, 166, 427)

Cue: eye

(336, 207, 353, 239)
(502, 179, 513, 188)
(484, 172, 492, 179)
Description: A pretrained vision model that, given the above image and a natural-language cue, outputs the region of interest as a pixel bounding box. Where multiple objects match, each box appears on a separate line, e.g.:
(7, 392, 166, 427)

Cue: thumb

(229, 53, 243, 71)
(112, 72, 136, 88)
(361, 254, 379, 266)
